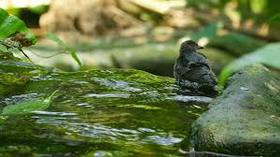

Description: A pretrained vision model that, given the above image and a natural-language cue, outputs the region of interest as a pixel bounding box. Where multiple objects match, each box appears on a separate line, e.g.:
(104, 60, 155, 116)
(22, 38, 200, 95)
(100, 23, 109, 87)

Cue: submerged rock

(190, 64, 280, 156)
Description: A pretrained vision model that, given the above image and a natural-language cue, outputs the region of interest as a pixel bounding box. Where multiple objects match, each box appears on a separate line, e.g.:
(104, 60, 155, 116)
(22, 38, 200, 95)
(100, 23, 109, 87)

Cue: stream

(0, 67, 210, 157)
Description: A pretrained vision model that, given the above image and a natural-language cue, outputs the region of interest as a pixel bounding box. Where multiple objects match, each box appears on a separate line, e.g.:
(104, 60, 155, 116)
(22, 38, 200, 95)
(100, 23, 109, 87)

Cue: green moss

(0, 59, 208, 156)
(0, 8, 37, 44)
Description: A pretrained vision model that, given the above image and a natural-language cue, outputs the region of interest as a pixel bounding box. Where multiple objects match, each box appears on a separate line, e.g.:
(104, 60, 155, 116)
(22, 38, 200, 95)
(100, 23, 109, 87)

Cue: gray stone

(191, 64, 280, 156)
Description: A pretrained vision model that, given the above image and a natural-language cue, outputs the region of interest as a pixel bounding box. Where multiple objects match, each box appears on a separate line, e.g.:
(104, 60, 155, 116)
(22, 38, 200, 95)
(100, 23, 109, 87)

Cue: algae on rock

(0, 58, 209, 156)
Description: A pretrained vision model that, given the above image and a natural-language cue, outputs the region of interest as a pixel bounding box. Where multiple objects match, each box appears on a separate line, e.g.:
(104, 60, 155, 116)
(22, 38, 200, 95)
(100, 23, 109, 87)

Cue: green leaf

(1, 90, 58, 115)
(0, 15, 25, 38)
(0, 8, 9, 22)
(67, 47, 82, 66)
(0, 8, 37, 45)
(45, 32, 64, 46)
(219, 43, 280, 86)
(46, 32, 82, 67)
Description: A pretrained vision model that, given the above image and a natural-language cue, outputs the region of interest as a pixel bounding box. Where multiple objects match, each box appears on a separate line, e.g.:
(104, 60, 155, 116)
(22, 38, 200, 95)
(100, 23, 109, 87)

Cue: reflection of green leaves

(219, 43, 280, 86)
(2, 90, 58, 115)
(46, 32, 82, 67)
(0, 8, 37, 45)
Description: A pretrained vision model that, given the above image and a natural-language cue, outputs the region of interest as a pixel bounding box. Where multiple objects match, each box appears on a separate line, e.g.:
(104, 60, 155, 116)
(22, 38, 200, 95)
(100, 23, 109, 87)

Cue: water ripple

(167, 95, 213, 104)
(83, 93, 130, 98)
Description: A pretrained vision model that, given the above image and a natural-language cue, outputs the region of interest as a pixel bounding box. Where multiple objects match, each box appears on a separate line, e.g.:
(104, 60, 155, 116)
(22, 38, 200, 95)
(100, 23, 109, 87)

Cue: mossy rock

(0, 60, 50, 96)
(0, 59, 210, 156)
(191, 64, 280, 156)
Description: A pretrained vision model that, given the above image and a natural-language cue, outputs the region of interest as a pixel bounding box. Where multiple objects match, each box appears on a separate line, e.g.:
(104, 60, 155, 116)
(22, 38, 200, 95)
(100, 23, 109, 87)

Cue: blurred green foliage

(5, 8, 21, 17)
(0, 9, 81, 68)
(46, 32, 82, 67)
(29, 5, 49, 15)
(187, 0, 280, 24)
(209, 32, 266, 56)
(186, 23, 266, 56)
(219, 43, 280, 85)
(189, 22, 223, 41)
(0, 8, 37, 44)
(6, 5, 48, 16)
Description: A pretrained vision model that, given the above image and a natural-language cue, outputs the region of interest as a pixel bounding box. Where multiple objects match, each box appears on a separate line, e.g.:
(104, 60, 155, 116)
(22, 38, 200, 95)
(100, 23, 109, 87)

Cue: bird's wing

(178, 61, 208, 76)
(189, 61, 210, 69)
(174, 58, 190, 76)
(176, 65, 190, 76)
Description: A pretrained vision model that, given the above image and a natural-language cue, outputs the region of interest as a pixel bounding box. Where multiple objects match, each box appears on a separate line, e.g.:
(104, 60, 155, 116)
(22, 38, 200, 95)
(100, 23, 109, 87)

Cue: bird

(173, 40, 218, 97)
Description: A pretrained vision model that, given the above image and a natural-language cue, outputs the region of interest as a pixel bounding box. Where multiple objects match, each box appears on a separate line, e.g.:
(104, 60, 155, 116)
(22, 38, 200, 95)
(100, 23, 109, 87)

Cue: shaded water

(0, 68, 209, 156)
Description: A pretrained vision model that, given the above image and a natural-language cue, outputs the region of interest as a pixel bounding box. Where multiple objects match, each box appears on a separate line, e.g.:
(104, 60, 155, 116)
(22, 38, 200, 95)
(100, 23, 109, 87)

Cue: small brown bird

(174, 40, 218, 97)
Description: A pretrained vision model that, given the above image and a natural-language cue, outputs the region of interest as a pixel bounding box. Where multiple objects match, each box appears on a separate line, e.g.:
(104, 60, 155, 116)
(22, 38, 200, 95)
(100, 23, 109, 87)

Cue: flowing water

(0, 68, 210, 157)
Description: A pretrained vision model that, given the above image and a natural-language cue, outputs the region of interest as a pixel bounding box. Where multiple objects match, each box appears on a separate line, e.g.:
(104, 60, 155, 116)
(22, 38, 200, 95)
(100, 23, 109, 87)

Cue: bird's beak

(198, 46, 204, 49)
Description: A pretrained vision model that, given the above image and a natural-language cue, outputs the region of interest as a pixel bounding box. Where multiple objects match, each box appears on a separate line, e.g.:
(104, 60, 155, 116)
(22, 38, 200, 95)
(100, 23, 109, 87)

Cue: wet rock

(0, 60, 50, 96)
(190, 64, 280, 156)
